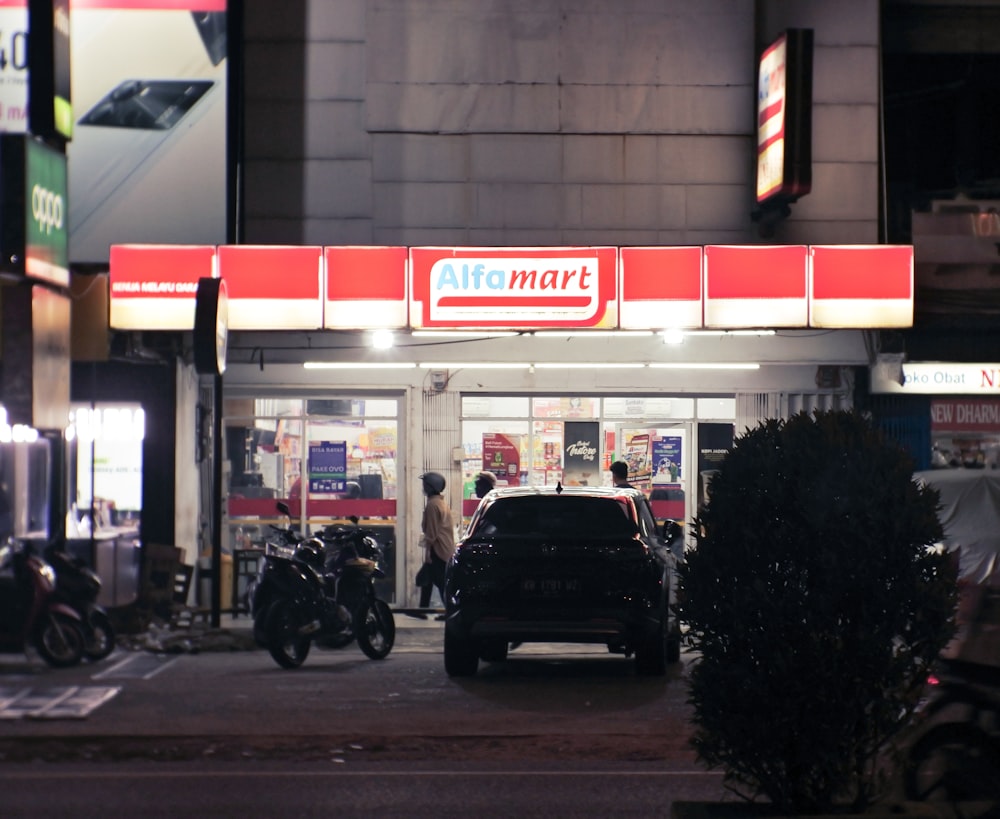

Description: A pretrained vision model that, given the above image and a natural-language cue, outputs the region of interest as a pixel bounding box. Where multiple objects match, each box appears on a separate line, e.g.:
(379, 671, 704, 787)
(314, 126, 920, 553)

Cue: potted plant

(676, 410, 957, 816)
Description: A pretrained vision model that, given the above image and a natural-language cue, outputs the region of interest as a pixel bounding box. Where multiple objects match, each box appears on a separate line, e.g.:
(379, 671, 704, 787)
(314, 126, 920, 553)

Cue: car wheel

(265, 600, 311, 669)
(444, 628, 479, 676)
(356, 599, 395, 660)
(635, 620, 667, 676)
(479, 637, 508, 663)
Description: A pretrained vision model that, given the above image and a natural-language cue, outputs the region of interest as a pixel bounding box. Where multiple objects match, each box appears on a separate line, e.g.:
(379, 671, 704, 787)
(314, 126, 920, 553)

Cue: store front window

(0, 408, 51, 542)
(66, 403, 144, 536)
(224, 395, 401, 606)
(460, 395, 735, 532)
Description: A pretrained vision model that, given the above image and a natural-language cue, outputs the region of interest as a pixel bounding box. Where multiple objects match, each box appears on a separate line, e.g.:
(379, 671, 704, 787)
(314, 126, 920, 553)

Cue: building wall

(242, 0, 881, 248)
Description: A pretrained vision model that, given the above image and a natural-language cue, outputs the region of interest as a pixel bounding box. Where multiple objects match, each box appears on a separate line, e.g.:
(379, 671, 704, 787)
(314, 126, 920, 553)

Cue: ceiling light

(371, 329, 394, 349)
(303, 362, 417, 370)
(661, 329, 685, 345)
(417, 361, 531, 369)
(649, 362, 760, 370)
(533, 362, 646, 369)
(685, 330, 776, 337)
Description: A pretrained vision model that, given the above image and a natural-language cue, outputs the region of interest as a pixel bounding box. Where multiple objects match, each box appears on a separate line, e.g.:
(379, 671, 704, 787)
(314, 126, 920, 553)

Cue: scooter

(0, 538, 86, 668)
(251, 503, 395, 669)
(45, 546, 116, 661)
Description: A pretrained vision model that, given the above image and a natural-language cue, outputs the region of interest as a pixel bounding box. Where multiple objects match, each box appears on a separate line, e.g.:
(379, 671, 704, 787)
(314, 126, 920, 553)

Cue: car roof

(482, 484, 643, 501)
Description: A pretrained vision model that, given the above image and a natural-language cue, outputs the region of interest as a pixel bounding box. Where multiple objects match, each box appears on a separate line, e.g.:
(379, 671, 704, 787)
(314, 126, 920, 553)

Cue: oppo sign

(31, 183, 64, 235)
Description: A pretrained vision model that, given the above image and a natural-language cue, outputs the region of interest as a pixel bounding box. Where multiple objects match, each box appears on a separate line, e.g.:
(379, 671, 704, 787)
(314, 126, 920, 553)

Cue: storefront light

(531, 330, 654, 338)
(303, 362, 418, 370)
(650, 362, 760, 369)
(417, 362, 531, 369)
(684, 330, 776, 337)
(0, 408, 40, 443)
(68, 407, 146, 443)
(371, 329, 395, 349)
(661, 329, 685, 345)
(533, 362, 646, 369)
(411, 331, 522, 339)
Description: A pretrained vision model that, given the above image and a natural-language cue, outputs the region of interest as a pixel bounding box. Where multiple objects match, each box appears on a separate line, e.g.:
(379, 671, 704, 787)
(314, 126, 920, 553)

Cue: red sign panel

(410, 246, 618, 328)
(325, 246, 408, 329)
(619, 246, 703, 329)
(218, 245, 322, 330)
(704, 245, 808, 327)
(109, 244, 215, 330)
(810, 245, 912, 328)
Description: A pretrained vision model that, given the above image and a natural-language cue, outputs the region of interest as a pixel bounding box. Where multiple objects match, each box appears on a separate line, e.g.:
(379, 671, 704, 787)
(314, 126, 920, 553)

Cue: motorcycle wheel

(84, 610, 116, 661)
(356, 598, 395, 660)
(904, 721, 1000, 801)
(35, 613, 85, 668)
(265, 600, 311, 669)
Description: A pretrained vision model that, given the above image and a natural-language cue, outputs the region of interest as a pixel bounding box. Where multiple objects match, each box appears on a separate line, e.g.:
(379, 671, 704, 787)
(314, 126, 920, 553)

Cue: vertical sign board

(563, 422, 600, 487)
(0, 134, 69, 287)
(308, 441, 347, 494)
(28, 0, 73, 140)
(756, 29, 813, 206)
(1, 284, 71, 429)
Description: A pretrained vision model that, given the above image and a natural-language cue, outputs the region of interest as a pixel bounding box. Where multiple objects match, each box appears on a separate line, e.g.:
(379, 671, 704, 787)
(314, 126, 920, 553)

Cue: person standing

(473, 470, 497, 499)
(418, 471, 454, 618)
(611, 460, 631, 488)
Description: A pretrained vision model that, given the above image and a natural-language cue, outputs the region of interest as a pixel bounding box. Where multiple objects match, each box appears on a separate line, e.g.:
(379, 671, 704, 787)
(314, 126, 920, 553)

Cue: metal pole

(211, 373, 223, 628)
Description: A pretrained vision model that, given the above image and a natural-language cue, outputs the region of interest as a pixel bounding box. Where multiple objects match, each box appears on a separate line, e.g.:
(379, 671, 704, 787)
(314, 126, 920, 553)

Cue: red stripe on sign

(437, 296, 591, 308)
(621, 247, 702, 301)
(326, 246, 407, 300)
(218, 245, 320, 300)
(811, 245, 912, 300)
(758, 100, 783, 127)
(705, 245, 807, 299)
(109, 244, 215, 297)
(71, 1, 227, 11)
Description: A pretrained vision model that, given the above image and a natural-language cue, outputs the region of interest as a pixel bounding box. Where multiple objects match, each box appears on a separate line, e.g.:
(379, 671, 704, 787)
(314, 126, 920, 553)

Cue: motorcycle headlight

(39, 563, 56, 587)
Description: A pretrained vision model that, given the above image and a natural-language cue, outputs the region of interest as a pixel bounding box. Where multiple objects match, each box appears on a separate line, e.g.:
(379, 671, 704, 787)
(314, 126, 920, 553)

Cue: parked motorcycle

(45, 546, 116, 661)
(251, 502, 396, 669)
(904, 658, 1000, 802)
(0, 538, 86, 668)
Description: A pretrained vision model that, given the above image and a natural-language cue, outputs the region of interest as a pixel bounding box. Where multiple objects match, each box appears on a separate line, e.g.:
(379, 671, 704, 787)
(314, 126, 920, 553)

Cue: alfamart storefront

(109, 243, 913, 608)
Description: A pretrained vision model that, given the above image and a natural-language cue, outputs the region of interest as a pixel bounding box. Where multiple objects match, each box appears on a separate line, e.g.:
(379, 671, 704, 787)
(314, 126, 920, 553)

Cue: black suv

(443, 483, 681, 677)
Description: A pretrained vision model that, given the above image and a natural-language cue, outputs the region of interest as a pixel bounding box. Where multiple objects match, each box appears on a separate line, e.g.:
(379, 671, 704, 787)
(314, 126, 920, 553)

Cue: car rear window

(475, 496, 636, 539)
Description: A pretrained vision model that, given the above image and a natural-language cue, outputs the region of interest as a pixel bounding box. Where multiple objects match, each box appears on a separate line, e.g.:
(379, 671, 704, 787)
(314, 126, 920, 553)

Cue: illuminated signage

(109, 243, 915, 332)
(872, 362, 1000, 395)
(0, 134, 69, 288)
(756, 29, 813, 206)
(410, 247, 618, 329)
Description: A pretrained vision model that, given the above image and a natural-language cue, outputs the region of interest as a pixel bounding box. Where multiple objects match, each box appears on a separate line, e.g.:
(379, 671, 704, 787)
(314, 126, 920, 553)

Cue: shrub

(678, 409, 957, 814)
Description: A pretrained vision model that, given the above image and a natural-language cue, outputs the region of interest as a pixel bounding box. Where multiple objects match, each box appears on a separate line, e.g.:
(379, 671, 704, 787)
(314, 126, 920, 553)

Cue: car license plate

(521, 577, 581, 597)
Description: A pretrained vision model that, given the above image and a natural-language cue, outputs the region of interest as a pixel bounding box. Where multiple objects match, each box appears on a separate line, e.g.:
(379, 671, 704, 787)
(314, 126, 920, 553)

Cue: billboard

(67, 1, 228, 264)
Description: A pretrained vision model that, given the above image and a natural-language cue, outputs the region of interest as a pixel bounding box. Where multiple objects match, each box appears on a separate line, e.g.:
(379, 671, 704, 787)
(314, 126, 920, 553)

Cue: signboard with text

(307, 440, 347, 494)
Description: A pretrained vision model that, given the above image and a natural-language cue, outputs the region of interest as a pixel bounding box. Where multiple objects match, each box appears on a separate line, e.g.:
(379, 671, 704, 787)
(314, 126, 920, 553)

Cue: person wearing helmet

(473, 470, 497, 499)
(418, 471, 454, 618)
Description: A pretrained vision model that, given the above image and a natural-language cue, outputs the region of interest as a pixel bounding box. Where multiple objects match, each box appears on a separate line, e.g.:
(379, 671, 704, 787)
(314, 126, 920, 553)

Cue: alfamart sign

(108, 243, 913, 332)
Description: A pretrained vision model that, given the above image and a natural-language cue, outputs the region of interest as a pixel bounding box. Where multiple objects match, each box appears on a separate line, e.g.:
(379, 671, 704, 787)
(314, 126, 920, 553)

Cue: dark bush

(678, 409, 956, 814)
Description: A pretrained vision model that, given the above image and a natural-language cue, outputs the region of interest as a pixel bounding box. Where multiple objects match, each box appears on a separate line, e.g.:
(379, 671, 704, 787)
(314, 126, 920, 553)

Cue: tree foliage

(678, 410, 957, 814)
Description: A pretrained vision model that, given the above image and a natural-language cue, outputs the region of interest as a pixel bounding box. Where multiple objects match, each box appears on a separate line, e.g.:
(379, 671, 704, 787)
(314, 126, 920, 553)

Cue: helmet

(343, 481, 362, 499)
(294, 538, 325, 569)
(419, 471, 446, 495)
(474, 470, 497, 497)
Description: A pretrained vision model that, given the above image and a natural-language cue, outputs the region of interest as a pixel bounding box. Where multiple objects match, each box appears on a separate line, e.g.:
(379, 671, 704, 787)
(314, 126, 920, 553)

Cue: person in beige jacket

(418, 471, 454, 618)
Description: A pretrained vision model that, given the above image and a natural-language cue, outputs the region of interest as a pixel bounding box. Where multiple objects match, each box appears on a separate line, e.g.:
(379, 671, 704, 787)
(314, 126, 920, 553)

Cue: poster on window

(308, 440, 347, 493)
(652, 436, 682, 485)
(563, 422, 600, 486)
(697, 423, 733, 509)
(483, 432, 522, 486)
(622, 430, 652, 485)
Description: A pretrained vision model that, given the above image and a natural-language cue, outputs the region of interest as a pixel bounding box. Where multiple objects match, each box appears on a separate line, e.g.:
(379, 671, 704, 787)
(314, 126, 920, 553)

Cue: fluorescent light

(532, 330, 654, 338)
(303, 362, 417, 370)
(534, 362, 646, 369)
(685, 330, 776, 337)
(661, 329, 685, 345)
(410, 330, 521, 338)
(650, 362, 760, 370)
(418, 362, 531, 369)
